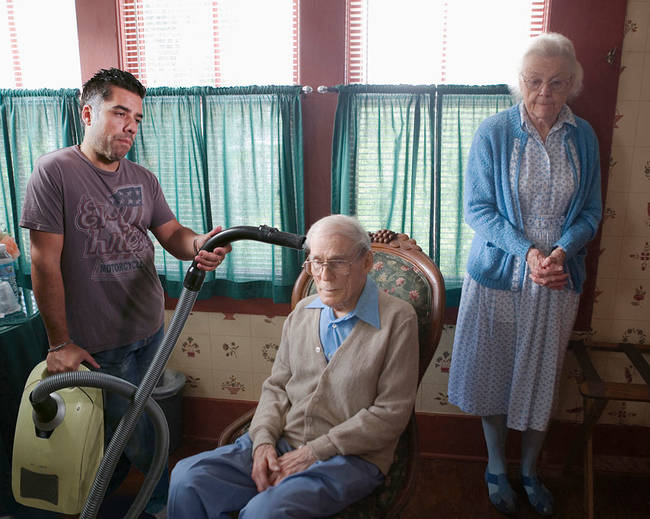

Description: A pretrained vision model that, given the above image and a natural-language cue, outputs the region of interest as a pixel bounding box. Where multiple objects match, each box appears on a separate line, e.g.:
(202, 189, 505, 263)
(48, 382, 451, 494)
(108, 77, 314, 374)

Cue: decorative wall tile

(623, 192, 650, 236)
(611, 101, 640, 147)
(181, 367, 214, 398)
(613, 278, 649, 319)
(629, 146, 650, 193)
(596, 235, 624, 279)
(211, 335, 252, 372)
(619, 237, 650, 278)
(250, 314, 286, 339)
(607, 145, 634, 193)
(209, 312, 251, 337)
(642, 52, 650, 100)
(620, 323, 648, 344)
(171, 333, 212, 369)
(600, 400, 647, 425)
(634, 101, 650, 147)
(622, 2, 650, 52)
(601, 191, 629, 237)
(592, 277, 617, 319)
(214, 370, 253, 401)
(430, 349, 452, 384)
(184, 311, 212, 335)
(419, 383, 464, 415)
(252, 372, 269, 401)
(617, 51, 646, 101)
(251, 337, 281, 374)
(590, 319, 619, 343)
(421, 357, 438, 385)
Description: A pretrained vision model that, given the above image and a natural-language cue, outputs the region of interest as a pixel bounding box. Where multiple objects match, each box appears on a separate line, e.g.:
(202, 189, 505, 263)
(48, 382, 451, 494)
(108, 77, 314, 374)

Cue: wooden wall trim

(182, 397, 650, 472)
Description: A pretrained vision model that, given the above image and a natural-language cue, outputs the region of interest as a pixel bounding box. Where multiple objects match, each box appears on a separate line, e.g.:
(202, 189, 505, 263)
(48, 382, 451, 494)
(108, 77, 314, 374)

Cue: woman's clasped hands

(526, 247, 568, 290)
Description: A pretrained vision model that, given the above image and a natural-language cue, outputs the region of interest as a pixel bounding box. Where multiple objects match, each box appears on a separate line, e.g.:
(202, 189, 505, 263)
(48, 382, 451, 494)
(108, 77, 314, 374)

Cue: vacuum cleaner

(12, 225, 306, 519)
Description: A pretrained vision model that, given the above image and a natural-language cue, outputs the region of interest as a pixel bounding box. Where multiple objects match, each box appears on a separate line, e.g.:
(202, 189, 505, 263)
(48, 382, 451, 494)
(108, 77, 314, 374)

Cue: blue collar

(306, 276, 380, 329)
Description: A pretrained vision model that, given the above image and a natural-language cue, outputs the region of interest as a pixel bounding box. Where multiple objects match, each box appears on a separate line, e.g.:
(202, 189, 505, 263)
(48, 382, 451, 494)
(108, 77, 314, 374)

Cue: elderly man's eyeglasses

(303, 256, 359, 277)
(521, 75, 572, 93)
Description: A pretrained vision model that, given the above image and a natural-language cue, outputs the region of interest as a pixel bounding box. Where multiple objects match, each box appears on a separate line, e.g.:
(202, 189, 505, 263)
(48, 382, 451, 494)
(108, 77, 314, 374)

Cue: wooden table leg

(582, 397, 607, 519)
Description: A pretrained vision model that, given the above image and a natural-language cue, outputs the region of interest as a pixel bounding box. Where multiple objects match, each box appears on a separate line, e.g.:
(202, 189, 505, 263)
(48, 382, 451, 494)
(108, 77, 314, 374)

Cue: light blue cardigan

(464, 103, 602, 293)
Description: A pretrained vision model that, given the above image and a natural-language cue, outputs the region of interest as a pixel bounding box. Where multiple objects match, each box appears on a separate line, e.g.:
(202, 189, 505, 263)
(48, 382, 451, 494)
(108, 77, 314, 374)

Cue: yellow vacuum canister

(12, 360, 104, 514)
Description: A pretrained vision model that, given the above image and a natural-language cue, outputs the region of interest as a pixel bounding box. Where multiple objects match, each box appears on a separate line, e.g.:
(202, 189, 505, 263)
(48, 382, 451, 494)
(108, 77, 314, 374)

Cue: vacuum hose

(28, 225, 306, 519)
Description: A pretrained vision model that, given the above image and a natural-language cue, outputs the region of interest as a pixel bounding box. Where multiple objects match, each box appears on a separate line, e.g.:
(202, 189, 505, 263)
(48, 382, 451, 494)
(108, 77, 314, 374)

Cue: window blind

(117, 0, 299, 87)
(346, 0, 550, 84)
(0, 0, 80, 89)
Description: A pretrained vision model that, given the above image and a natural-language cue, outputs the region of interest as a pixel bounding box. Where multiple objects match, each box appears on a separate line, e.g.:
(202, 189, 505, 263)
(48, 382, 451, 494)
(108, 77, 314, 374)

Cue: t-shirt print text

(75, 185, 152, 281)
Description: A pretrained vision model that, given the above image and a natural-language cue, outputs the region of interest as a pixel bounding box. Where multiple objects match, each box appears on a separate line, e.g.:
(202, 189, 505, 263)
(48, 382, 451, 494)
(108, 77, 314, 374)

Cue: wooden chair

(218, 229, 445, 518)
(567, 340, 650, 519)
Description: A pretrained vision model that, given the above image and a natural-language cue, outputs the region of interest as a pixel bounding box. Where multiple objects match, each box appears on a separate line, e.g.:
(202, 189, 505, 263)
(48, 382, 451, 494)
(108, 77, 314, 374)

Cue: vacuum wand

(183, 225, 306, 291)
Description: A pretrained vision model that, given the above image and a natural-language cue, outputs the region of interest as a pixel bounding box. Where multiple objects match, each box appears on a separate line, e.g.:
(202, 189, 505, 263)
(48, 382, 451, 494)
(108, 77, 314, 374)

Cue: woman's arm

(464, 132, 533, 258)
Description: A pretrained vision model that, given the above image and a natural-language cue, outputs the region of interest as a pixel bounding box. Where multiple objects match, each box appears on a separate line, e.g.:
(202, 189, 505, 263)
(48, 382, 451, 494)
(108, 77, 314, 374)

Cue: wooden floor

(103, 439, 650, 519)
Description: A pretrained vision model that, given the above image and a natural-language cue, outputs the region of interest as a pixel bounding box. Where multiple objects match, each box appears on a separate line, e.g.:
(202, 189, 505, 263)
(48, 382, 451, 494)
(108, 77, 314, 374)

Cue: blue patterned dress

(448, 103, 580, 432)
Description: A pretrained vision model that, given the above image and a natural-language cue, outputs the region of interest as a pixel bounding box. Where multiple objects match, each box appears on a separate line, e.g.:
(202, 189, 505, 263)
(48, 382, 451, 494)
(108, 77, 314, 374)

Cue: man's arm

(151, 219, 230, 271)
(29, 230, 99, 373)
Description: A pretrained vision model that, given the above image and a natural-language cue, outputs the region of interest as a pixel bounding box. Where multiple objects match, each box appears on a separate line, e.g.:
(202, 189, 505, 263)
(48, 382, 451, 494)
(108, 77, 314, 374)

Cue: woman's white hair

(510, 32, 584, 101)
(305, 214, 370, 256)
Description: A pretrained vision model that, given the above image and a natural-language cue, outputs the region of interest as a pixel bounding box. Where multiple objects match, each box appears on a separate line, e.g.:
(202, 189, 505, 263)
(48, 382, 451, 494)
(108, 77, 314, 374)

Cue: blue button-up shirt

(305, 276, 380, 362)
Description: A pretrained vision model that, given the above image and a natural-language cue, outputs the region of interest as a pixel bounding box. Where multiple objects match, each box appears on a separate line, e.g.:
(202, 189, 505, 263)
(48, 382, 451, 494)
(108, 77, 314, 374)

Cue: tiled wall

(592, 0, 650, 347)
(167, 1, 650, 430)
(166, 308, 649, 427)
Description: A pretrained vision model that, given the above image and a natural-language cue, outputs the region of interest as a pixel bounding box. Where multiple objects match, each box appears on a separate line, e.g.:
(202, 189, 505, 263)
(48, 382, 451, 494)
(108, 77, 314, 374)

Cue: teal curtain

(0, 86, 303, 302)
(332, 84, 513, 305)
(0, 89, 82, 288)
(130, 86, 304, 302)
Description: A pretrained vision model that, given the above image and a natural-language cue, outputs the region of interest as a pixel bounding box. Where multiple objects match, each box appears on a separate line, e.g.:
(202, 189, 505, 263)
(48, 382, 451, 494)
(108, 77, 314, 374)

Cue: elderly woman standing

(448, 33, 602, 516)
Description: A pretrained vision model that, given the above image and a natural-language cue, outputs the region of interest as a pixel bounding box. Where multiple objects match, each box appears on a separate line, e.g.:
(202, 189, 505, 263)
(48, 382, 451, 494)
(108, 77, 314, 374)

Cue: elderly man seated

(167, 214, 419, 519)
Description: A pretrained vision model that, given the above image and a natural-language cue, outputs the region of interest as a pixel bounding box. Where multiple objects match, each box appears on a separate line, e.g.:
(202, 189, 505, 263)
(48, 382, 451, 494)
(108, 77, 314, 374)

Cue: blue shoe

(521, 474, 555, 516)
(485, 469, 518, 516)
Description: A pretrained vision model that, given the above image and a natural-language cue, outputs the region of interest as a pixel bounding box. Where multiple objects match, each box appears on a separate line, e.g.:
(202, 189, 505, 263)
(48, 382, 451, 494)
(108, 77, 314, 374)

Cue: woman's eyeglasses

(521, 75, 572, 93)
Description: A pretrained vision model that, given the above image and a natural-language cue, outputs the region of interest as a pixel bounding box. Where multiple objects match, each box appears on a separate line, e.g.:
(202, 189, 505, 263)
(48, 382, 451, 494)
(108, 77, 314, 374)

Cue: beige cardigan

(249, 290, 418, 475)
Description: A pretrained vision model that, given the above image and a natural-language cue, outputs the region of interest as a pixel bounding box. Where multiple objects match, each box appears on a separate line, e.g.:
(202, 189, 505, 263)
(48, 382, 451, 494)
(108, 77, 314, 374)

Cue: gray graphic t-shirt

(21, 146, 175, 353)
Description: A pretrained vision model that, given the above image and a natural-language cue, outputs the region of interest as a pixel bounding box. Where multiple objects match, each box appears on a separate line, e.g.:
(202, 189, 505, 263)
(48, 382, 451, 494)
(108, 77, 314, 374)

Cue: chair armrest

(218, 407, 257, 447)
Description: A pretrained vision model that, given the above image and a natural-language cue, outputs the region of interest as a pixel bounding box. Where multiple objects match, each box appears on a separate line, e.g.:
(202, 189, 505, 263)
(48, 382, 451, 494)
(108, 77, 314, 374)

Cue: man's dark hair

(80, 68, 146, 110)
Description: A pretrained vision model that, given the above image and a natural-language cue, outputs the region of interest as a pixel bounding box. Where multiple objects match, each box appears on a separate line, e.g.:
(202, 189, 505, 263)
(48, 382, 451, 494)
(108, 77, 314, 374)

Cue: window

(331, 86, 513, 305)
(346, 0, 548, 84)
(0, 0, 81, 89)
(0, 88, 304, 302)
(131, 87, 305, 302)
(117, 0, 299, 87)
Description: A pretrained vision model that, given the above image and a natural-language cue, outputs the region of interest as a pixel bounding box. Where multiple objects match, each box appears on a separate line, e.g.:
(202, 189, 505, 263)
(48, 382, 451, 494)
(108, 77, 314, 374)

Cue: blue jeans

(167, 433, 384, 519)
(92, 325, 168, 514)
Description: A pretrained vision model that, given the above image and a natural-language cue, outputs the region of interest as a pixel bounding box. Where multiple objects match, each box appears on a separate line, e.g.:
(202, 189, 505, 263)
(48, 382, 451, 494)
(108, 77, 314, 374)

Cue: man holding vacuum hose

(168, 215, 419, 518)
(20, 68, 230, 517)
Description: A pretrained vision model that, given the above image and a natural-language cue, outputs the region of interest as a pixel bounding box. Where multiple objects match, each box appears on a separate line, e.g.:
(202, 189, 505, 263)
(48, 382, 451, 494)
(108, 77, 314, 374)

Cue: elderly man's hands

(272, 446, 317, 485)
(251, 444, 317, 492)
(526, 247, 568, 290)
(252, 444, 281, 492)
